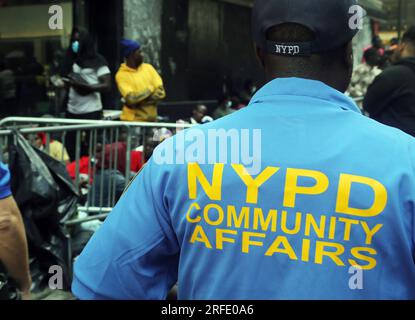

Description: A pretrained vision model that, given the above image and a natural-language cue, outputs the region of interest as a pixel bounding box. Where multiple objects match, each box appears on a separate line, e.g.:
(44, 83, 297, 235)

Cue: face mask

(72, 41, 80, 54)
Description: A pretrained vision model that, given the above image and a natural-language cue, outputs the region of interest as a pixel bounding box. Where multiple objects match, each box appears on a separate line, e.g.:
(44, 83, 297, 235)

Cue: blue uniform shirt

(0, 162, 12, 200)
(73, 78, 415, 299)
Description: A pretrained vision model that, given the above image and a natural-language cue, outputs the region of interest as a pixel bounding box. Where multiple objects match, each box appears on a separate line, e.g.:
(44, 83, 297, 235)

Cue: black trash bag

(34, 148, 79, 224)
(0, 261, 20, 300)
(8, 131, 79, 292)
(71, 228, 94, 259)
(28, 228, 72, 293)
(9, 132, 59, 220)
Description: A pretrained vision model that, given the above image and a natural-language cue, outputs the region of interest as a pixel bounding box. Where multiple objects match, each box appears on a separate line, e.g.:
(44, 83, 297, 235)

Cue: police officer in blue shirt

(73, 0, 415, 299)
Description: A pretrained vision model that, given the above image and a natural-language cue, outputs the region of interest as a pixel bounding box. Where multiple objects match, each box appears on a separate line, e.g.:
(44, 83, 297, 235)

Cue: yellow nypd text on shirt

(185, 163, 387, 270)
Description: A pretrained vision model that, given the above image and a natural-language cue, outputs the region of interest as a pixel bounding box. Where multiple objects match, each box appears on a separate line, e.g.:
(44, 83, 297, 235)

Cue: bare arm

(65, 74, 112, 96)
(85, 74, 112, 93)
(0, 196, 31, 299)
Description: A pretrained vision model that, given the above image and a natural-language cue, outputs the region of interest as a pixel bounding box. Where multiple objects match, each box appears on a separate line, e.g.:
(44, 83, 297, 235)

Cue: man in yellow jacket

(116, 39, 166, 122)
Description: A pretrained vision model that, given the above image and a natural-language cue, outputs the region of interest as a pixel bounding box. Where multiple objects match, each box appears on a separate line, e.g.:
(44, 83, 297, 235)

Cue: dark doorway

(161, 0, 190, 101)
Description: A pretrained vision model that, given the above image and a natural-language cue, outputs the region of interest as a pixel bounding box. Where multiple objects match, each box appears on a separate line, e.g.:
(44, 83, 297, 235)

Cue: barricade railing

(0, 116, 190, 128)
(0, 118, 192, 222)
(1, 119, 195, 274)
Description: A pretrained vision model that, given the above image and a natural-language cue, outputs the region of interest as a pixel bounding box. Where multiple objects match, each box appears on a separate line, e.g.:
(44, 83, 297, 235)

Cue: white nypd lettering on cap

(274, 44, 300, 55)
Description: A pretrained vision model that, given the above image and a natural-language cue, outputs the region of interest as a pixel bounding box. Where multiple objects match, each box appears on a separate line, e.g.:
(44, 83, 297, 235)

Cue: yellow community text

(186, 202, 382, 270)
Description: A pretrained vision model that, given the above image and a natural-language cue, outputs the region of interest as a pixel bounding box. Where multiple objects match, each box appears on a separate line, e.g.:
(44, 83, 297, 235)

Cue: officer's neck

(265, 70, 349, 93)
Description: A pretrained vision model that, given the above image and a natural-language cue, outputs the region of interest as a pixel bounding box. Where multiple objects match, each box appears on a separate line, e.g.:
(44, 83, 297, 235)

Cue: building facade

(0, 0, 389, 116)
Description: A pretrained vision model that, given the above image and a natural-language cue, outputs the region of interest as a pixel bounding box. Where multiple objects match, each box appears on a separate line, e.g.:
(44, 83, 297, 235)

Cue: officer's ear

(255, 43, 266, 68)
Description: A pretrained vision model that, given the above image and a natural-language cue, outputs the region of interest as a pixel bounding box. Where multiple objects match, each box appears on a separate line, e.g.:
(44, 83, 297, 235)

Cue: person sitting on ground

(91, 143, 127, 208)
(133, 128, 173, 169)
(33, 132, 70, 164)
(212, 95, 234, 120)
(179, 104, 213, 126)
(189, 104, 208, 124)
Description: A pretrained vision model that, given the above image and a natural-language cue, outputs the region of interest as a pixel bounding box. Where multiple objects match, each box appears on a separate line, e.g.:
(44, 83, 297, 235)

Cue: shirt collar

(250, 77, 361, 114)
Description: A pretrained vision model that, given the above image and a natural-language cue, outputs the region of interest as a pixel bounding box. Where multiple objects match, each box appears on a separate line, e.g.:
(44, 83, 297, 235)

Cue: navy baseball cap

(253, 0, 362, 57)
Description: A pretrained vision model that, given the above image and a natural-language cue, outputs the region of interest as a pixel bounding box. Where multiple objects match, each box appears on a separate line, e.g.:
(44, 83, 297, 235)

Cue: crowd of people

(348, 28, 415, 139)
(363, 27, 415, 137)
(71, 0, 415, 300)
(0, 51, 45, 118)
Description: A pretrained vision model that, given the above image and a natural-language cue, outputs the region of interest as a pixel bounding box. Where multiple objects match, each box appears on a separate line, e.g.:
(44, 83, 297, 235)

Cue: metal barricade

(0, 117, 193, 276)
(0, 117, 192, 223)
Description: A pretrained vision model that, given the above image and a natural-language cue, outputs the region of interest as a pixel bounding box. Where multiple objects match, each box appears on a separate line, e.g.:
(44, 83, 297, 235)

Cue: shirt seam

(251, 93, 358, 113)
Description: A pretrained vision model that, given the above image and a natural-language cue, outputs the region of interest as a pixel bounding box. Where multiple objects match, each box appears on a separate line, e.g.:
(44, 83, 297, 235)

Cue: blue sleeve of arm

(0, 162, 12, 200)
(72, 159, 179, 300)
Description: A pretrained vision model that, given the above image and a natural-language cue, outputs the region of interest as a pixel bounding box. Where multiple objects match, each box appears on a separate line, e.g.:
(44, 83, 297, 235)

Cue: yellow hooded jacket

(115, 63, 165, 122)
